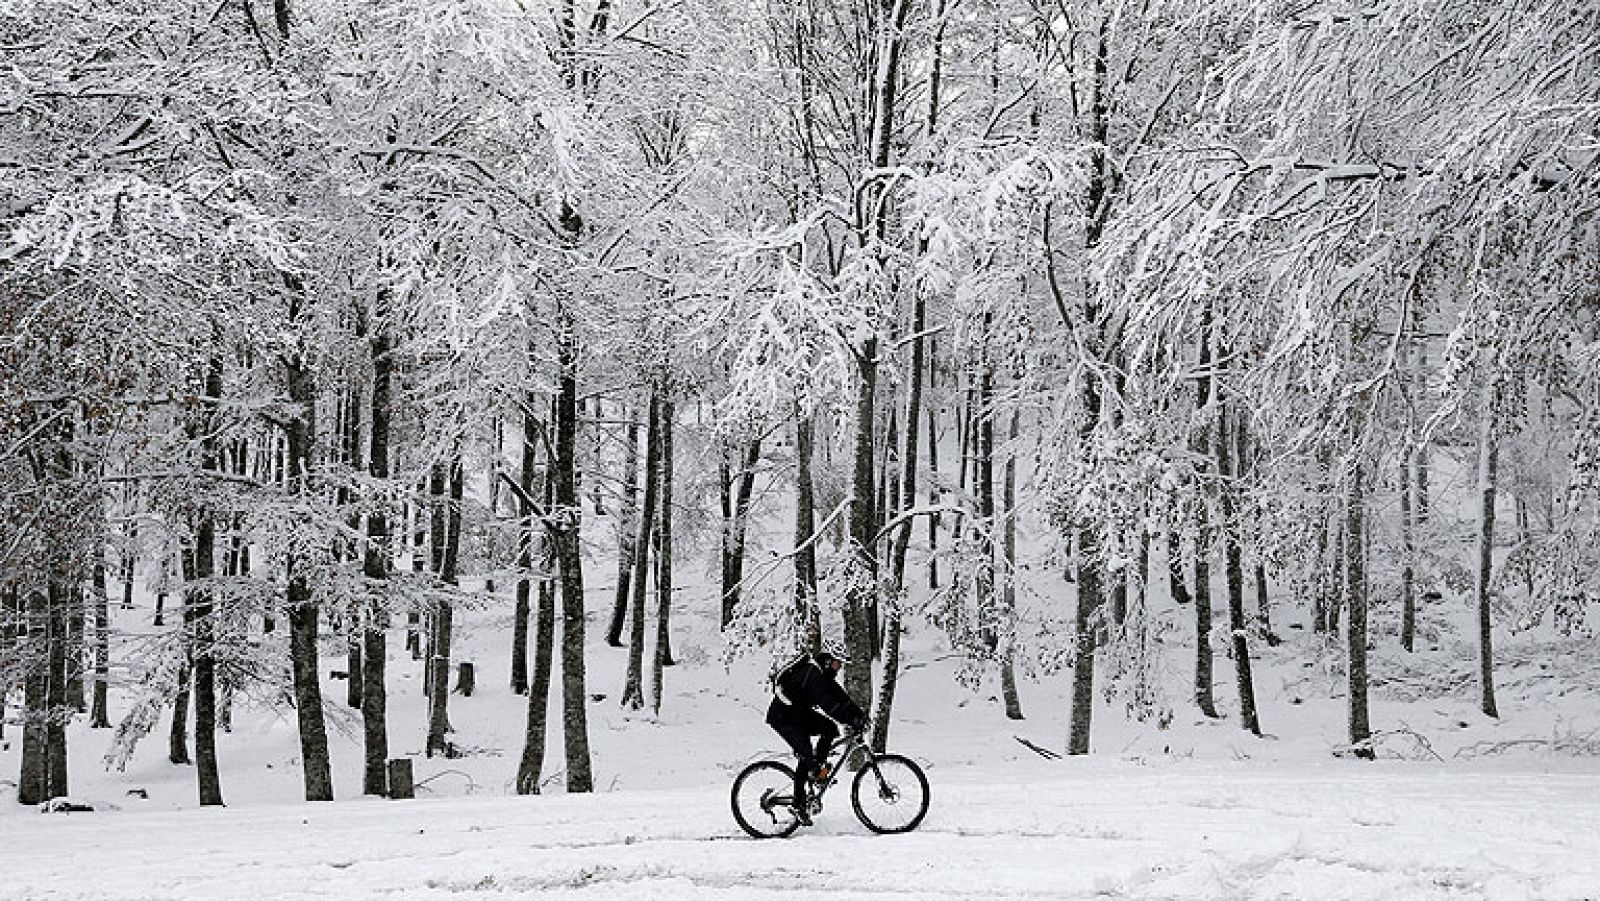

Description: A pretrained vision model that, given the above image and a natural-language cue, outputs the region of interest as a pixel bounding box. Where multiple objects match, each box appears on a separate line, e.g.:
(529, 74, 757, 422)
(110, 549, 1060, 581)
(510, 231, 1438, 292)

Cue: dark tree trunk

(1408, 294, 1431, 648)
(1400, 452, 1417, 652)
(486, 418, 502, 595)
(1216, 401, 1260, 736)
(171, 548, 194, 767)
(339, 377, 364, 714)
(513, 409, 540, 691)
(426, 458, 462, 757)
(1000, 406, 1024, 721)
(19, 591, 47, 803)
(650, 400, 676, 714)
(361, 302, 393, 796)
(554, 318, 593, 792)
(284, 285, 333, 800)
(191, 354, 224, 805)
(1, 588, 17, 744)
(90, 562, 111, 728)
(719, 436, 762, 629)
(622, 392, 661, 710)
(193, 513, 223, 805)
(1066, 527, 1101, 755)
(926, 341, 941, 593)
(975, 359, 997, 654)
(1066, 18, 1115, 756)
(64, 589, 84, 714)
(844, 338, 879, 709)
(44, 578, 69, 798)
(1475, 379, 1500, 719)
(1191, 302, 1218, 719)
(516, 457, 558, 794)
(1346, 459, 1373, 759)
(407, 498, 424, 659)
(1167, 530, 1190, 606)
(121, 522, 137, 610)
(794, 408, 820, 652)
(606, 409, 639, 646)
(876, 275, 930, 751)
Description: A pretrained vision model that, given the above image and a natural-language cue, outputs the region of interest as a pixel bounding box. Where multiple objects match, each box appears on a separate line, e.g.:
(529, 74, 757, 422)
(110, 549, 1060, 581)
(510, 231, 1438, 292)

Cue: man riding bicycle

(766, 646, 868, 826)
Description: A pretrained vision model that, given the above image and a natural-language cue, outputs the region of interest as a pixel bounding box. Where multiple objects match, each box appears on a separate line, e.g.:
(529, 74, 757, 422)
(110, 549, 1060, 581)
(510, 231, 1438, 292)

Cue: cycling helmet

(814, 642, 849, 667)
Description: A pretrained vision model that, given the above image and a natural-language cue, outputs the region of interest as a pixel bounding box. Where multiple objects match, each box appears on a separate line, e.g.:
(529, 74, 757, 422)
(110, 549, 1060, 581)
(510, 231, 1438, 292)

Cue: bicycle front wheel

(731, 760, 802, 839)
(851, 753, 929, 834)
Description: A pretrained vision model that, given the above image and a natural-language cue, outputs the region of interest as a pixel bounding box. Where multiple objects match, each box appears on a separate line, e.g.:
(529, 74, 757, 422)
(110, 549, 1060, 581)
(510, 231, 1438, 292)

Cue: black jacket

(766, 656, 865, 729)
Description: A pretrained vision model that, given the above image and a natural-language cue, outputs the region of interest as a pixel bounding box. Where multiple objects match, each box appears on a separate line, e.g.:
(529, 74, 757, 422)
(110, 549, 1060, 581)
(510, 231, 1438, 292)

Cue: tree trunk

(1000, 405, 1024, 720)
(554, 320, 593, 792)
(516, 459, 558, 794)
(486, 418, 502, 595)
(975, 359, 997, 654)
(89, 562, 110, 728)
(720, 436, 762, 629)
(1346, 458, 1373, 759)
(44, 578, 69, 798)
(1066, 374, 1106, 755)
(171, 548, 193, 767)
(412, 496, 432, 659)
(926, 343, 941, 593)
(1167, 530, 1190, 606)
(794, 408, 820, 652)
(622, 392, 661, 710)
(650, 400, 676, 714)
(1235, 411, 1274, 643)
(64, 589, 84, 714)
(192, 511, 223, 804)
(1400, 451, 1417, 652)
(361, 302, 393, 796)
(121, 523, 137, 610)
(426, 458, 462, 757)
(1, 588, 16, 744)
(1216, 401, 1260, 736)
(606, 409, 639, 646)
(340, 378, 364, 713)
(190, 353, 224, 805)
(876, 272, 931, 750)
(284, 288, 333, 800)
(1475, 377, 1500, 719)
(1066, 527, 1101, 755)
(1191, 302, 1218, 719)
(514, 408, 540, 691)
(19, 580, 70, 804)
(844, 338, 879, 709)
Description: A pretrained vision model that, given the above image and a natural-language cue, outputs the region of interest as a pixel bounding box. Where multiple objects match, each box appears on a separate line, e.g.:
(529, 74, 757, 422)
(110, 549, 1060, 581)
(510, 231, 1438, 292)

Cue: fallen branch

(1015, 736, 1062, 760)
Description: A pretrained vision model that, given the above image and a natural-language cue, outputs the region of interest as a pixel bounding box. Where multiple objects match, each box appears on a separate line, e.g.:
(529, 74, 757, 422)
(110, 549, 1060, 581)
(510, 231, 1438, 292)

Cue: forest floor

(3, 499, 1600, 898)
(3, 753, 1597, 899)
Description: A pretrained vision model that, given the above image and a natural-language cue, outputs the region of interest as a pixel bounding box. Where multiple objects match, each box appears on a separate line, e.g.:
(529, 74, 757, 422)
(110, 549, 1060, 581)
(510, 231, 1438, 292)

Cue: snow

(5, 757, 1598, 899)
(4, 482, 1600, 900)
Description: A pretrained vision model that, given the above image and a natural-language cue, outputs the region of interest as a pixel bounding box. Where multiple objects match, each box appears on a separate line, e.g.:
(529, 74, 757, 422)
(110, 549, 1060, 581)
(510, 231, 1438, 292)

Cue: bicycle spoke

(732, 761, 802, 839)
(851, 754, 930, 835)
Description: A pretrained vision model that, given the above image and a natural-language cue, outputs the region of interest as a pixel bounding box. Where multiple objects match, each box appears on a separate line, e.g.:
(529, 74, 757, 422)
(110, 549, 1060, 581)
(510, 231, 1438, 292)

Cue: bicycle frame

(803, 729, 875, 807)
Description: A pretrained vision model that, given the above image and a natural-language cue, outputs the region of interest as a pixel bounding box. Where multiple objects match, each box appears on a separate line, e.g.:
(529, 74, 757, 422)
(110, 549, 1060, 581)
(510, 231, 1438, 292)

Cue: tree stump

(455, 661, 475, 697)
(387, 759, 414, 799)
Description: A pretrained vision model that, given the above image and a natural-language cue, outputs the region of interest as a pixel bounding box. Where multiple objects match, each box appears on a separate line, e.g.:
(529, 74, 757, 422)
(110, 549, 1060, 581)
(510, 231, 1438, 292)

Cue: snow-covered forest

(2, 0, 1599, 894)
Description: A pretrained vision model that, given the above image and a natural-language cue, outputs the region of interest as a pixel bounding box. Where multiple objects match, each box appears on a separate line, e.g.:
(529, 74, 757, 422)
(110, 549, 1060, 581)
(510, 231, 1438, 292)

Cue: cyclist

(766, 646, 868, 825)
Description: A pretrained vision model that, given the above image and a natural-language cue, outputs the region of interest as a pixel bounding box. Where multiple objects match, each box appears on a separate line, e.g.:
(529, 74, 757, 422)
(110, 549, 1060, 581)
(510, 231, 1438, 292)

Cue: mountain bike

(730, 725, 929, 838)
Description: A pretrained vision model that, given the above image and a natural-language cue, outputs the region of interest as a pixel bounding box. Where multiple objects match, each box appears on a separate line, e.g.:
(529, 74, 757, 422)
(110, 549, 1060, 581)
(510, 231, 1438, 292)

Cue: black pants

(770, 707, 839, 805)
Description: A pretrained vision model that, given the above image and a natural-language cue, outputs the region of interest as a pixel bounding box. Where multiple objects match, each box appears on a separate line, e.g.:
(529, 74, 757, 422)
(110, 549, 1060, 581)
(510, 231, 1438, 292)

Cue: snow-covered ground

(5, 487, 1600, 899)
(6, 756, 1598, 900)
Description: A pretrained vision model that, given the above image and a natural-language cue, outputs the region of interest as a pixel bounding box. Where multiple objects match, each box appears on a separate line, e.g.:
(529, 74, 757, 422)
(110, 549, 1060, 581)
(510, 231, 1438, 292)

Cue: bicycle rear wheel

(851, 753, 929, 834)
(731, 760, 802, 839)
